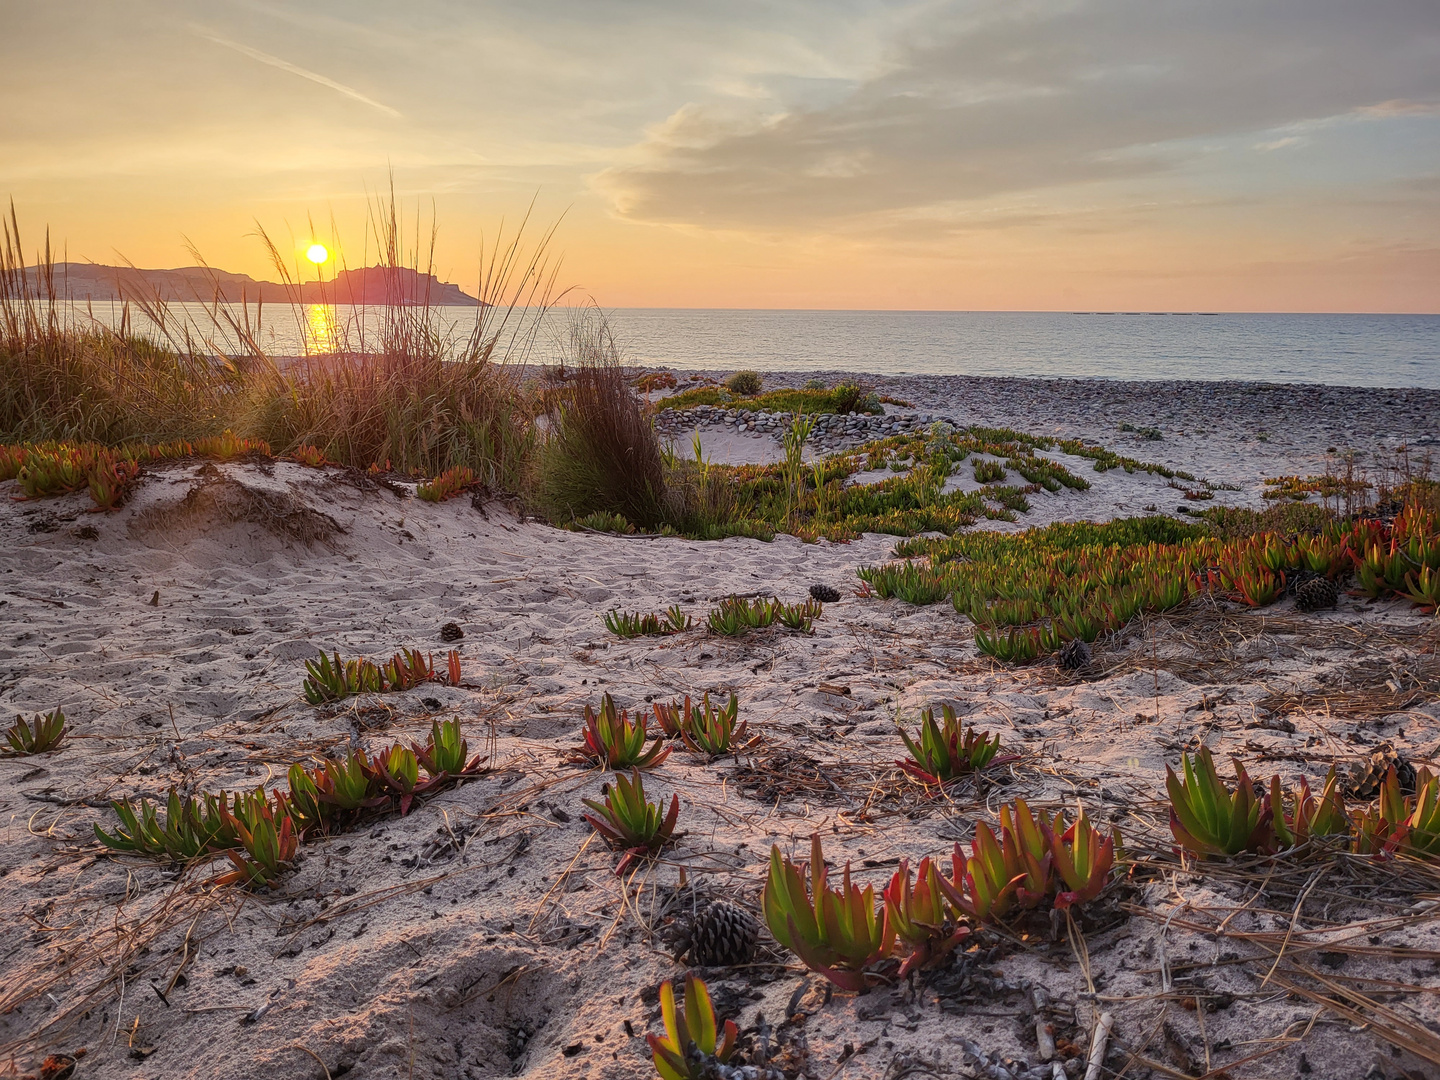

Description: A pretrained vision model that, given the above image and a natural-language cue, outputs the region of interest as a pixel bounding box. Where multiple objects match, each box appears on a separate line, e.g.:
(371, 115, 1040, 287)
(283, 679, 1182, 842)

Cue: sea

(38, 302, 1440, 389)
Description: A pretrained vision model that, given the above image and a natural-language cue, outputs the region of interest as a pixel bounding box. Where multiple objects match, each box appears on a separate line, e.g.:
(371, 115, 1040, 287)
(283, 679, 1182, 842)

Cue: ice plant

(883, 856, 970, 976)
(1044, 805, 1116, 910)
(578, 693, 670, 770)
(1271, 768, 1349, 848)
(4, 708, 67, 756)
(216, 794, 297, 889)
(417, 465, 477, 502)
(289, 444, 328, 467)
(1166, 746, 1274, 857)
(762, 834, 893, 991)
(86, 449, 140, 510)
(678, 693, 754, 757)
(382, 649, 435, 691)
(367, 744, 421, 814)
(647, 974, 737, 1080)
(896, 704, 1013, 785)
(582, 769, 680, 873)
(603, 607, 690, 638)
(413, 717, 486, 778)
(95, 788, 237, 861)
(314, 750, 388, 814)
(1353, 767, 1440, 858)
(998, 799, 1055, 908)
(303, 651, 382, 704)
(775, 597, 822, 632)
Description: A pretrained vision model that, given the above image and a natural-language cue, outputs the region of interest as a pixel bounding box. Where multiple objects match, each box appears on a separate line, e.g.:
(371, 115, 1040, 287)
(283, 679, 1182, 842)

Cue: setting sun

(304, 243, 328, 265)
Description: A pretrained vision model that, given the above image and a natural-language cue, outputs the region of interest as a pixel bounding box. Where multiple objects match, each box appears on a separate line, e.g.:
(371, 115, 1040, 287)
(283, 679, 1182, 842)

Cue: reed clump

(1, 197, 555, 494)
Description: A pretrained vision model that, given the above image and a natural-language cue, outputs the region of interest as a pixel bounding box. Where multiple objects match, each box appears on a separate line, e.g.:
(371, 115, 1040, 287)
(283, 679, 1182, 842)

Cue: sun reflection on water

(304, 304, 340, 354)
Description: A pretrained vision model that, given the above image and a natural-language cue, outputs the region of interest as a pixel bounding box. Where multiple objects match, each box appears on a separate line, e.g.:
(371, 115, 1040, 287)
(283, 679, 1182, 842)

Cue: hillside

(22, 262, 483, 306)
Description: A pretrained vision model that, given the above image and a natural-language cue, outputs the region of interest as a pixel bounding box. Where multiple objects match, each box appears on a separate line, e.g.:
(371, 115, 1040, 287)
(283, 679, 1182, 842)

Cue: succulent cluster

(973, 459, 1006, 483)
(288, 444, 329, 467)
(417, 464, 477, 502)
(648, 974, 739, 1080)
(896, 704, 1014, 786)
(302, 647, 461, 704)
(604, 605, 692, 638)
(652, 693, 755, 757)
(866, 508, 1440, 665)
(761, 819, 1117, 991)
(583, 769, 680, 873)
(1, 434, 278, 510)
(1353, 506, 1440, 611)
(96, 718, 486, 887)
(706, 595, 821, 636)
(4, 708, 67, 756)
(579, 693, 671, 770)
(1168, 746, 1439, 860)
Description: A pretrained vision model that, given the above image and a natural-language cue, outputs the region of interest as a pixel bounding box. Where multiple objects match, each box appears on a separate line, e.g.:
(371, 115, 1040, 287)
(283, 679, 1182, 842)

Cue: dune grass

(534, 313, 668, 528)
(1, 197, 556, 493)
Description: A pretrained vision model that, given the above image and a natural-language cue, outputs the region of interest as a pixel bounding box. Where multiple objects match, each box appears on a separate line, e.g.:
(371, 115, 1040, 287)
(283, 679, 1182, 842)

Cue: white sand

(2, 379, 1439, 1079)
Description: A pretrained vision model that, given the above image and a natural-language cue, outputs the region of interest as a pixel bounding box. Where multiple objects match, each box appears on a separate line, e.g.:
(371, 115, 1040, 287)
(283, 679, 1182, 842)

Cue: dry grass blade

(0, 881, 236, 1061)
(1267, 964, 1440, 1067)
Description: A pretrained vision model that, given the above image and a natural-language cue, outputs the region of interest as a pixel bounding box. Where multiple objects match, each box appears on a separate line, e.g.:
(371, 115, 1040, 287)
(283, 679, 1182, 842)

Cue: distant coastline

(17, 262, 483, 306)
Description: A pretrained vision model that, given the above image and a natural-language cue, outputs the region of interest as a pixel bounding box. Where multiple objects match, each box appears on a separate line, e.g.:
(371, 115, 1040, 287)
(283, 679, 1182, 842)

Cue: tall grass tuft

(1, 193, 561, 491)
(535, 311, 667, 528)
(1, 202, 235, 445)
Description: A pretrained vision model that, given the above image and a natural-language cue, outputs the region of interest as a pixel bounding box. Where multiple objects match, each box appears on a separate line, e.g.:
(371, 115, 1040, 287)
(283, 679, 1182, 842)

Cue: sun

(305, 243, 329, 265)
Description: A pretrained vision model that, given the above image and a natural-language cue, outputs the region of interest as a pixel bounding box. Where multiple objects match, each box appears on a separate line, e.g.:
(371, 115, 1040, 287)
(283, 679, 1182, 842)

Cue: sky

(2, 0, 1438, 311)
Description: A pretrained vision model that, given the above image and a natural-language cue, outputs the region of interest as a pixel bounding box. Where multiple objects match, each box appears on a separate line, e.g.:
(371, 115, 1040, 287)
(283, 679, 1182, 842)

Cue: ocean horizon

(35, 301, 1440, 389)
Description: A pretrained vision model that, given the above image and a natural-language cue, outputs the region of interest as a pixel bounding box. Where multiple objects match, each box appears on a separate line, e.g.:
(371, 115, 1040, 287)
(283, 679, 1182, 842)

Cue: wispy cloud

(596, 0, 1440, 233)
(189, 25, 401, 119)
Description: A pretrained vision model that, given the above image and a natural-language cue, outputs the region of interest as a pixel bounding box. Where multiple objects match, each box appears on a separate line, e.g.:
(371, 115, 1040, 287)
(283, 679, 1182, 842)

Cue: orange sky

(3, 1, 1437, 311)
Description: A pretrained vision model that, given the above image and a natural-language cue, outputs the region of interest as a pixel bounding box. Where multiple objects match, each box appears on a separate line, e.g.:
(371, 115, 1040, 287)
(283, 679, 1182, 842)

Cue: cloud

(596, 0, 1440, 232)
(189, 25, 402, 119)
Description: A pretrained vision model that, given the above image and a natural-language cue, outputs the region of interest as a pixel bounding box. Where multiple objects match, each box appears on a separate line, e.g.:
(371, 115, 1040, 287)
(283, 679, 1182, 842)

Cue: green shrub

(724, 370, 763, 396)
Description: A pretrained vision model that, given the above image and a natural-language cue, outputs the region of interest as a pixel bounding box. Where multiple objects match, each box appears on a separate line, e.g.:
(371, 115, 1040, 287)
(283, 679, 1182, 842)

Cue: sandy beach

(2, 375, 1438, 1080)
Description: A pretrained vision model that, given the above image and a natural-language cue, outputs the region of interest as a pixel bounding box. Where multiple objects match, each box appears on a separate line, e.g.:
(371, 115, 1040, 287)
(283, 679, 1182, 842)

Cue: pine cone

(688, 900, 759, 967)
(809, 584, 841, 604)
(440, 621, 465, 642)
(1347, 747, 1417, 799)
(1294, 576, 1338, 613)
(1057, 638, 1092, 673)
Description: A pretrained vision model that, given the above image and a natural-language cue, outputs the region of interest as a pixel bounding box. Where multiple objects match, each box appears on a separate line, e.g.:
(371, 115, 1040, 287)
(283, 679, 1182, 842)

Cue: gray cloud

(597, 0, 1440, 230)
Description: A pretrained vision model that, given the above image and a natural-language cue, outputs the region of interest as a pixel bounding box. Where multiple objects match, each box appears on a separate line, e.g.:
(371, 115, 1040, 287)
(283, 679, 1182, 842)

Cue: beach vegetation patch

(96, 718, 488, 886)
(705, 595, 820, 636)
(723, 369, 763, 396)
(880, 504, 1440, 664)
(603, 605, 691, 638)
(301, 647, 461, 705)
(674, 692, 755, 757)
(582, 768, 680, 874)
(3, 708, 67, 756)
(576, 692, 671, 770)
(896, 704, 1014, 786)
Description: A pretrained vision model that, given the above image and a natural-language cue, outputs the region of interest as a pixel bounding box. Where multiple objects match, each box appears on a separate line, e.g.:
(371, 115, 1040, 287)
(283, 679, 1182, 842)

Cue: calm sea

(44, 302, 1440, 389)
